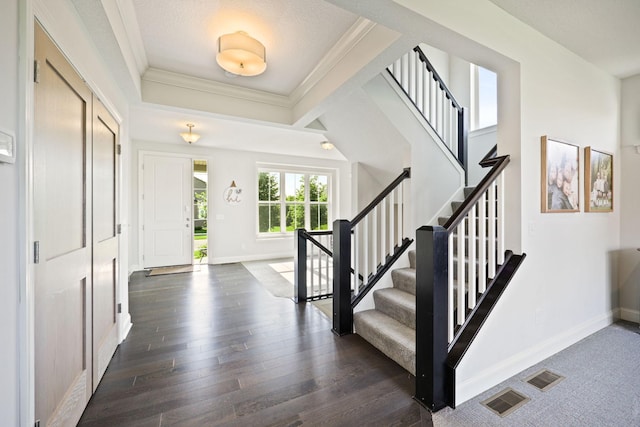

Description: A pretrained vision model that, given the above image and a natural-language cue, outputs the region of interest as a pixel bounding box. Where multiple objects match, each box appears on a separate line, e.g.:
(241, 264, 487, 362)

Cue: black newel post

(294, 228, 307, 303)
(332, 219, 352, 335)
(415, 225, 449, 411)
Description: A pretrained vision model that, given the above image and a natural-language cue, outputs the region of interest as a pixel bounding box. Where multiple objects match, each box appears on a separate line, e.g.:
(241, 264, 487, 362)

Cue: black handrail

(413, 47, 463, 110)
(299, 229, 333, 258)
(443, 155, 510, 231)
(351, 167, 411, 225)
(479, 144, 498, 164)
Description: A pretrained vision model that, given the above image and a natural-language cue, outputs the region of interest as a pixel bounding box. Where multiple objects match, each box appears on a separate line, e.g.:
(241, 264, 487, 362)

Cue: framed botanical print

(584, 147, 613, 212)
(541, 136, 580, 213)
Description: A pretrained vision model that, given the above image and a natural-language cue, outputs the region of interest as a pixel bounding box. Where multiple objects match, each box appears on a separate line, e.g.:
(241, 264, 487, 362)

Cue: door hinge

(117, 224, 122, 234)
(34, 60, 40, 83)
(117, 144, 122, 155)
(117, 303, 122, 314)
(33, 241, 40, 264)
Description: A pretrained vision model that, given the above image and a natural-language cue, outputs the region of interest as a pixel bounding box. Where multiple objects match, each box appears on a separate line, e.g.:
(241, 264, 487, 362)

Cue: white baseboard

(118, 313, 132, 343)
(455, 310, 615, 406)
(210, 252, 293, 265)
(619, 307, 640, 324)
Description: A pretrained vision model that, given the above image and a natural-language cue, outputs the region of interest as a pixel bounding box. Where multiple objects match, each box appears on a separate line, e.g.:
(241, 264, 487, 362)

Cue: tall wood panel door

(142, 154, 193, 268)
(91, 98, 119, 389)
(34, 22, 93, 427)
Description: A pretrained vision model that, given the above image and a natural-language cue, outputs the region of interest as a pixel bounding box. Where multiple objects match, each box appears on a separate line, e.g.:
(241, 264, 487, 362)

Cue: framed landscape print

(541, 136, 580, 213)
(584, 147, 613, 212)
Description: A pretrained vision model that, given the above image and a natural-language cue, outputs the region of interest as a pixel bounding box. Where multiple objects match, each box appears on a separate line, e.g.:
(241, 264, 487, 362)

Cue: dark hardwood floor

(78, 263, 432, 426)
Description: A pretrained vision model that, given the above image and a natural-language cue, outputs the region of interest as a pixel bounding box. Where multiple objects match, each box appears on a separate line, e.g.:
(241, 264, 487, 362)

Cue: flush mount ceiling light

(216, 31, 266, 77)
(180, 123, 200, 144)
(320, 141, 334, 150)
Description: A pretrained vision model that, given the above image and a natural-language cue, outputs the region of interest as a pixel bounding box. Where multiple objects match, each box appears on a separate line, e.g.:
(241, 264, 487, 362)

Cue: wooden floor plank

(78, 264, 430, 426)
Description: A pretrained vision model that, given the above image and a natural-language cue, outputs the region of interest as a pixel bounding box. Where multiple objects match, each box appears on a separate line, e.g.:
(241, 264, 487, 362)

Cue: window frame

(256, 165, 333, 237)
(470, 63, 498, 131)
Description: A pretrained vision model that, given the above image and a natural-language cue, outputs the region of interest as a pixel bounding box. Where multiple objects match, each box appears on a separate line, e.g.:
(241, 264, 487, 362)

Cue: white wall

(1, 0, 19, 424)
(365, 73, 465, 231)
(467, 125, 497, 186)
(393, 0, 621, 405)
(129, 141, 350, 270)
(618, 74, 640, 323)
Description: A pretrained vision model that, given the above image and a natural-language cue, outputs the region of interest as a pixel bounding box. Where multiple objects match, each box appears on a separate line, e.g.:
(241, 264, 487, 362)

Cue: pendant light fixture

(180, 123, 200, 144)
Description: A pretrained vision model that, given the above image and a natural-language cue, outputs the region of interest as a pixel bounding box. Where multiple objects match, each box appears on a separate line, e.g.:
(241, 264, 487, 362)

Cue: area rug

(242, 258, 333, 319)
(146, 265, 200, 276)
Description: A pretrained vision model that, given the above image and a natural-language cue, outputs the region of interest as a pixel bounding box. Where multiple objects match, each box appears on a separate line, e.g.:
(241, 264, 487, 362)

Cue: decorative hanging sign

(223, 180, 242, 205)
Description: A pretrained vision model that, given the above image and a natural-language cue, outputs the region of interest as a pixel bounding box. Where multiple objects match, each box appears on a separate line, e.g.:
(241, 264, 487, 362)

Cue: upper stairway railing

(294, 168, 413, 334)
(413, 152, 526, 410)
(387, 46, 467, 173)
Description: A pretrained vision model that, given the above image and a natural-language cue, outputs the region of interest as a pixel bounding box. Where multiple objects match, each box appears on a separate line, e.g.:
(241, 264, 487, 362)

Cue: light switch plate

(0, 130, 15, 164)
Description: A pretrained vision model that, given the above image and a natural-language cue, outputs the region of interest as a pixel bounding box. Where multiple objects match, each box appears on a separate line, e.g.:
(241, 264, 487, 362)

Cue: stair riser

(391, 269, 416, 295)
(374, 291, 416, 330)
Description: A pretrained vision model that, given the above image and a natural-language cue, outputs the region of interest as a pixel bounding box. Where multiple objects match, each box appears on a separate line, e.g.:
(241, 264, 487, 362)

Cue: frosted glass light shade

(180, 123, 200, 144)
(217, 31, 266, 76)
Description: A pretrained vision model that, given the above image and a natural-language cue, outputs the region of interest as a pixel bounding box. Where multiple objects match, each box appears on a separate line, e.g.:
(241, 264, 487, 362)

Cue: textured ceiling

(132, 0, 359, 95)
(488, 0, 640, 78)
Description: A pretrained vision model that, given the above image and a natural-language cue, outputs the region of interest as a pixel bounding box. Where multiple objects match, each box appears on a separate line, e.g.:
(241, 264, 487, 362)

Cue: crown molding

(290, 17, 377, 104)
(113, 0, 148, 75)
(142, 68, 292, 108)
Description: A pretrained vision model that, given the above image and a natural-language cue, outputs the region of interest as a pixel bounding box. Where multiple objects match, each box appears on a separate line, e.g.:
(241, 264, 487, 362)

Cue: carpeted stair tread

(373, 288, 416, 329)
(354, 309, 416, 375)
(391, 268, 416, 295)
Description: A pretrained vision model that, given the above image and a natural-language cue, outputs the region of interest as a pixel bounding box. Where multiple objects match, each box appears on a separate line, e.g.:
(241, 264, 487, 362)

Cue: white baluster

(398, 183, 403, 246)
(310, 242, 315, 297)
(409, 51, 417, 102)
(498, 171, 505, 265)
(401, 53, 409, 92)
(457, 221, 466, 326)
(468, 205, 477, 309)
(389, 188, 396, 254)
(372, 207, 378, 275)
(417, 62, 424, 114)
(478, 192, 487, 293)
(363, 216, 369, 289)
(488, 181, 497, 279)
(429, 74, 436, 125)
(381, 196, 386, 264)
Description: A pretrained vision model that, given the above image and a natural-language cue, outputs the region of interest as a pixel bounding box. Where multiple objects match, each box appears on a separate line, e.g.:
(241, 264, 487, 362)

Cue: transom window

(258, 169, 330, 234)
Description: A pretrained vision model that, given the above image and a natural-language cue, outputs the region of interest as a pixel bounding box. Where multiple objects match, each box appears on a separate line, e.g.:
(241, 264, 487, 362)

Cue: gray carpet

(433, 321, 640, 426)
(242, 258, 333, 319)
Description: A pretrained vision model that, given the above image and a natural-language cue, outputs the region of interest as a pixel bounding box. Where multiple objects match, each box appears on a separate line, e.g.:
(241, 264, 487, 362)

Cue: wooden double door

(33, 22, 120, 426)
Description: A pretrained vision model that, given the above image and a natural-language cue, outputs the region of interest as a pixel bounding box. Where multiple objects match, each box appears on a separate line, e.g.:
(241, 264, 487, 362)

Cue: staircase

(353, 186, 475, 377)
(354, 250, 418, 375)
(295, 45, 525, 410)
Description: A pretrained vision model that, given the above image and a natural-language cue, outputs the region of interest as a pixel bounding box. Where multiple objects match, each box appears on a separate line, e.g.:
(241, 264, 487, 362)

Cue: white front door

(143, 154, 193, 267)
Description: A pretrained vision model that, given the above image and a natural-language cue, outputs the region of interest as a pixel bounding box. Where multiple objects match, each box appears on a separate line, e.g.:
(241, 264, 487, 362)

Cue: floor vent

(480, 388, 530, 417)
(525, 369, 565, 391)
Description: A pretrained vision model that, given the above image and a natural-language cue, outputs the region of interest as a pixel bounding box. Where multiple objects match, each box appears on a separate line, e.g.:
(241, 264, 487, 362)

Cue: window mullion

(304, 174, 310, 230)
(280, 171, 286, 232)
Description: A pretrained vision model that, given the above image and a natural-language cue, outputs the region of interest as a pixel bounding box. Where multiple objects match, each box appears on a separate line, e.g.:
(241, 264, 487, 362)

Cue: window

(470, 64, 498, 130)
(258, 169, 331, 235)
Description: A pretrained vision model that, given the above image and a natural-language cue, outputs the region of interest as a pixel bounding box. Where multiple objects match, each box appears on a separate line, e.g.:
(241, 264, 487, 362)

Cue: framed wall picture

(584, 147, 613, 212)
(541, 136, 580, 213)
